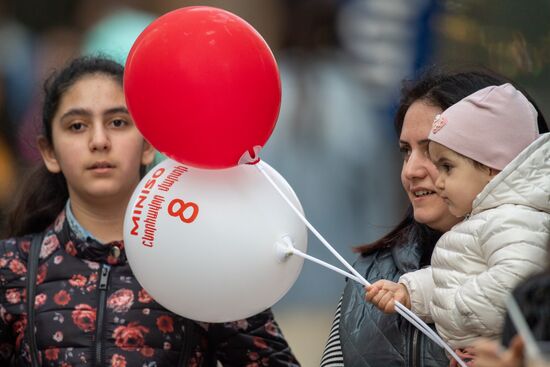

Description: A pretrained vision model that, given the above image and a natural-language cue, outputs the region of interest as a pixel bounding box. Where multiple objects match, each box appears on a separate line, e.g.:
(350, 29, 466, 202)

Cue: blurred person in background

(0, 76, 18, 230)
(261, 0, 405, 308)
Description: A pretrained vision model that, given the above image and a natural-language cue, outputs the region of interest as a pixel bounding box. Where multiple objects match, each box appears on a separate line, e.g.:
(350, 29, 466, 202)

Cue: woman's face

(399, 100, 459, 232)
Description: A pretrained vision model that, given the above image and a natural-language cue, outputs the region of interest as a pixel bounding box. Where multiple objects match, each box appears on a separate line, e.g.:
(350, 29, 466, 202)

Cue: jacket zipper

(95, 264, 111, 366)
(178, 319, 196, 366)
(27, 237, 41, 367)
(410, 327, 419, 367)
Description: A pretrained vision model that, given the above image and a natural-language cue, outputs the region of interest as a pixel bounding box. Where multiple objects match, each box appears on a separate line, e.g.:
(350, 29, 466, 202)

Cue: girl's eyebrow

(59, 108, 91, 121)
(104, 107, 129, 115)
(59, 107, 129, 121)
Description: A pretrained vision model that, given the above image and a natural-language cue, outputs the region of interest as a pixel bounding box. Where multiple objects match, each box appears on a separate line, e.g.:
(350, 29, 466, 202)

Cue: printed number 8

(167, 199, 199, 223)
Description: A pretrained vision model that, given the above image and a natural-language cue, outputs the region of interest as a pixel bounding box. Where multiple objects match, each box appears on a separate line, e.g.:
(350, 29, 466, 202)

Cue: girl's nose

(89, 125, 111, 151)
(434, 175, 445, 191)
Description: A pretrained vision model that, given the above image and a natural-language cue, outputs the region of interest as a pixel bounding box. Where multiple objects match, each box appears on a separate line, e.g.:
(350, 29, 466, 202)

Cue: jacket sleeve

(451, 211, 548, 337)
(207, 308, 300, 366)
(399, 267, 435, 322)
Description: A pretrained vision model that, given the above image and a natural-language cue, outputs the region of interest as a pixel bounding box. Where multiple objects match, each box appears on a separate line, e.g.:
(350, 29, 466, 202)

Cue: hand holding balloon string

(255, 163, 467, 367)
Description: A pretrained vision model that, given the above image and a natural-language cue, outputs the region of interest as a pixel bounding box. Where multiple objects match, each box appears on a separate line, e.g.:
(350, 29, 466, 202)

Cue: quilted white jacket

(400, 133, 550, 348)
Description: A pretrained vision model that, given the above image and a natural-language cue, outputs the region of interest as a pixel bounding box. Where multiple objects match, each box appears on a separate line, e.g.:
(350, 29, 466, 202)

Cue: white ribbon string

(256, 163, 467, 367)
(285, 245, 363, 284)
(505, 295, 542, 361)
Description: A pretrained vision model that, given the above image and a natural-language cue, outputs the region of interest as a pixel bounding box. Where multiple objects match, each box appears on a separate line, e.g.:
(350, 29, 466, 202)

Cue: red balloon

(124, 6, 281, 169)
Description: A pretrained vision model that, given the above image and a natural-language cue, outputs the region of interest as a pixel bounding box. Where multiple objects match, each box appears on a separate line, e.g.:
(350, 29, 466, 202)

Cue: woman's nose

(403, 152, 427, 180)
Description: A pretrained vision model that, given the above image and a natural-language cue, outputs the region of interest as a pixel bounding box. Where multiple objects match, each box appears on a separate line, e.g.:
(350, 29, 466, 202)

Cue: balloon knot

(239, 145, 262, 165)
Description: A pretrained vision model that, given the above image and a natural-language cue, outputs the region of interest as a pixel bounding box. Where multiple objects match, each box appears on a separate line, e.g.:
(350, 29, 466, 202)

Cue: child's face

(39, 74, 155, 205)
(428, 142, 493, 218)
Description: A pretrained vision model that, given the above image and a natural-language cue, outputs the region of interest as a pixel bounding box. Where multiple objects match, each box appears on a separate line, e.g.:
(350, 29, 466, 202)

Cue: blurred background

(0, 0, 548, 365)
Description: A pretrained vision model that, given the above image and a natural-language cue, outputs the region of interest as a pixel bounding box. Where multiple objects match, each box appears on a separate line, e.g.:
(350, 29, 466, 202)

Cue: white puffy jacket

(400, 133, 550, 348)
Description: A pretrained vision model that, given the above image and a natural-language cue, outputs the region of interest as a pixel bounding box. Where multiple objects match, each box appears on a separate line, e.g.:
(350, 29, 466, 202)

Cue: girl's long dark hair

(5, 56, 124, 238)
(354, 66, 549, 257)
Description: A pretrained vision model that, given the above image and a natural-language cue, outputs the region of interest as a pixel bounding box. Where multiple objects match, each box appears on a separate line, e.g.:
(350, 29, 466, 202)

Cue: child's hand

(364, 280, 411, 313)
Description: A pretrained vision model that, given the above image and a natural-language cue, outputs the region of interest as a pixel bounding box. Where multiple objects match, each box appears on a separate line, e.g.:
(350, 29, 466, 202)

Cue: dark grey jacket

(339, 235, 449, 367)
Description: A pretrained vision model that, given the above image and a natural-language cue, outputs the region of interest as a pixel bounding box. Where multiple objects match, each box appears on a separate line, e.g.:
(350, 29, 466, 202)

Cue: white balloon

(123, 159, 307, 322)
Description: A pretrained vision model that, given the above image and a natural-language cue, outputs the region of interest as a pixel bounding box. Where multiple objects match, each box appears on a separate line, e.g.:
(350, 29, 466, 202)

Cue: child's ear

(141, 139, 156, 166)
(488, 168, 500, 177)
(37, 136, 61, 173)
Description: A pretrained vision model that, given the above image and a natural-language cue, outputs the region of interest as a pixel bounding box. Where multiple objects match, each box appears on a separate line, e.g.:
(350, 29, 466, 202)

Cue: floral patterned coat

(0, 210, 299, 366)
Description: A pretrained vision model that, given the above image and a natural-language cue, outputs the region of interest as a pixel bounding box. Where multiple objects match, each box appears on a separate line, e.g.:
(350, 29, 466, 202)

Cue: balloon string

(256, 163, 467, 367)
(255, 163, 371, 285)
(288, 246, 363, 284)
(505, 295, 542, 360)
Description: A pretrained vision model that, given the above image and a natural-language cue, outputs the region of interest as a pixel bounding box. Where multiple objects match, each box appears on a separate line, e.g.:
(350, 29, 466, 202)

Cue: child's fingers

(379, 291, 397, 313)
(365, 285, 379, 302)
(369, 288, 387, 306)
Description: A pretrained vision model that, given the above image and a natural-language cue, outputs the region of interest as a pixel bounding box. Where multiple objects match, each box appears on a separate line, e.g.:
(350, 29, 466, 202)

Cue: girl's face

(429, 142, 494, 218)
(399, 101, 460, 232)
(39, 74, 155, 205)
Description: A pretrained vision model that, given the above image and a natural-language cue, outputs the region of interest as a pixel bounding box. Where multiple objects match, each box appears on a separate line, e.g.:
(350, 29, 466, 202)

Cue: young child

(366, 83, 550, 351)
(0, 56, 299, 366)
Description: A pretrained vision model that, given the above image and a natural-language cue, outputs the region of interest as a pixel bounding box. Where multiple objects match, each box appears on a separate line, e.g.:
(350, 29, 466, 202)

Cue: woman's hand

(365, 280, 411, 313)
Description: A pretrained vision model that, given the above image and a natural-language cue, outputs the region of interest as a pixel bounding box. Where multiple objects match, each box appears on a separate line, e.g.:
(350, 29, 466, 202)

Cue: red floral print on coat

(156, 315, 174, 334)
(5, 289, 21, 304)
(34, 293, 47, 308)
(36, 264, 47, 284)
(107, 289, 134, 313)
(0, 211, 299, 366)
(138, 288, 153, 303)
(111, 353, 126, 367)
(53, 290, 71, 306)
(113, 322, 149, 351)
(253, 336, 268, 349)
(19, 240, 30, 253)
(72, 304, 96, 332)
(40, 234, 60, 259)
(65, 241, 77, 256)
(45, 347, 60, 361)
(140, 345, 154, 357)
(68, 274, 87, 287)
(12, 317, 26, 349)
(53, 331, 63, 342)
(8, 259, 26, 275)
(264, 320, 279, 337)
(0, 304, 12, 324)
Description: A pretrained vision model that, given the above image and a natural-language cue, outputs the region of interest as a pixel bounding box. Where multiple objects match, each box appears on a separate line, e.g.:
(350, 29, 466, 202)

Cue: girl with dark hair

(0, 56, 299, 367)
(320, 68, 549, 367)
